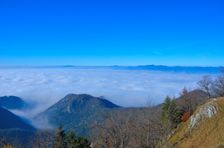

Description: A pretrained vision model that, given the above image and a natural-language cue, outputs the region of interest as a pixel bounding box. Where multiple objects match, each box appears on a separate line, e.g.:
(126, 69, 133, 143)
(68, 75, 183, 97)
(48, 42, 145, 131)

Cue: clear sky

(0, 0, 224, 66)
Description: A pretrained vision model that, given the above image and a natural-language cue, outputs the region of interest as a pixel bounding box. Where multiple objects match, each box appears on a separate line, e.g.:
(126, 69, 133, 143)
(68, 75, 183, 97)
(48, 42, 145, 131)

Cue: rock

(189, 99, 219, 129)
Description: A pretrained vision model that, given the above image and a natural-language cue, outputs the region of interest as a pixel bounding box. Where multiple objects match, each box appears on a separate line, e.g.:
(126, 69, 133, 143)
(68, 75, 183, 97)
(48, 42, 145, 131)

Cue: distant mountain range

(111, 65, 223, 73)
(1, 65, 223, 73)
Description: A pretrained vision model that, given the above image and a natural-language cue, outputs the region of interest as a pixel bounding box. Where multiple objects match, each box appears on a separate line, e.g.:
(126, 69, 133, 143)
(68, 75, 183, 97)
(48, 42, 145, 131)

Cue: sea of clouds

(0, 68, 216, 116)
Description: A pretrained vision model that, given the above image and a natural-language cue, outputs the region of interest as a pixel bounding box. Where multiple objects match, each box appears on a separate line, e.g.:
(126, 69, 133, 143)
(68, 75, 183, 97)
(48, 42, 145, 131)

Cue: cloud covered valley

(0, 67, 217, 117)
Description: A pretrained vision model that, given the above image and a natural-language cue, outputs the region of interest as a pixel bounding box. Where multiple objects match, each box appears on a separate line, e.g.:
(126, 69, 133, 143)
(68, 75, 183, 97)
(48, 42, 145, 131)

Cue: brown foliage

(181, 111, 192, 122)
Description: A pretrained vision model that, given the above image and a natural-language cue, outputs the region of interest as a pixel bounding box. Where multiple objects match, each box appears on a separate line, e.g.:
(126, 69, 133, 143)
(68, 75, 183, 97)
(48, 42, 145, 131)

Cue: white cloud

(0, 68, 216, 115)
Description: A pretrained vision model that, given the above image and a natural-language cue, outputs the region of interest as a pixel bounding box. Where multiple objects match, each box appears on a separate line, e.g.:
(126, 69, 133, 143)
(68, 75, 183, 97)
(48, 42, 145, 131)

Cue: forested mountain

(35, 94, 120, 135)
(0, 96, 27, 110)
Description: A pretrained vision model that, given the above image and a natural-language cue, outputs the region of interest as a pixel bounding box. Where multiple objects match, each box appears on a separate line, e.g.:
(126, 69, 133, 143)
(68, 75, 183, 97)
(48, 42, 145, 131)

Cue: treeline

(33, 126, 91, 148)
(0, 127, 91, 148)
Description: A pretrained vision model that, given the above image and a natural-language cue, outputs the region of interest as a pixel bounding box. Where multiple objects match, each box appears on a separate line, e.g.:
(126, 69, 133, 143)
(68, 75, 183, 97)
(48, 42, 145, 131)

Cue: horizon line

(0, 65, 223, 68)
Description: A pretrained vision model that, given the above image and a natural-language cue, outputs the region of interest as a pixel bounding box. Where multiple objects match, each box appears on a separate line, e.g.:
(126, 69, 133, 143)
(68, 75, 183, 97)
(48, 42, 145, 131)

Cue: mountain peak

(0, 96, 27, 110)
(35, 94, 120, 134)
(60, 94, 120, 109)
(64, 94, 95, 100)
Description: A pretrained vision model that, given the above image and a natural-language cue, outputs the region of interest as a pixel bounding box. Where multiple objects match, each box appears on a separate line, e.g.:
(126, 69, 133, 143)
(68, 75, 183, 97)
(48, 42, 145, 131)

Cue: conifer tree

(162, 96, 181, 129)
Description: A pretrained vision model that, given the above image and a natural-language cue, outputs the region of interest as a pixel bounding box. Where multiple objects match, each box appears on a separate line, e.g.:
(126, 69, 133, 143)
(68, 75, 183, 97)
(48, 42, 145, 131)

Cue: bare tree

(213, 74, 224, 97)
(94, 111, 133, 148)
(179, 88, 193, 112)
(92, 106, 165, 148)
(31, 130, 54, 148)
(198, 75, 213, 98)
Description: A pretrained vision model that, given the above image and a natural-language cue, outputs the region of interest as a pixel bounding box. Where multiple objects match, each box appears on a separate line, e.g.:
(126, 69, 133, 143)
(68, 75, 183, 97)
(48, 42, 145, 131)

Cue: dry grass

(168, 97, 224, 148)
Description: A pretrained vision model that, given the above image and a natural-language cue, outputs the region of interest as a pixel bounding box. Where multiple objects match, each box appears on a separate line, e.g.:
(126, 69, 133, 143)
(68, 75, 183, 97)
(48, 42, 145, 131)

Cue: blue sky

(0, 0, 224, 66)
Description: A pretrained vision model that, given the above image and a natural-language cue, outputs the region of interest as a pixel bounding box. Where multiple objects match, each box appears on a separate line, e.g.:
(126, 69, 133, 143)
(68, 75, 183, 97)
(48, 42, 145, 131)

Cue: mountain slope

(0, 106, 35, 145)
(35, 94, 120, 135)
(0, 96, 27, 110)
(168, 97, 224, 148)
(0, 106, 34, 130)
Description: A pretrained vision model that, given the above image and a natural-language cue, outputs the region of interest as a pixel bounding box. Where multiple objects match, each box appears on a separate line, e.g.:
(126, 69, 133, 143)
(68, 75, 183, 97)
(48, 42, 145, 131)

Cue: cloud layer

(0, 68, 215, 114)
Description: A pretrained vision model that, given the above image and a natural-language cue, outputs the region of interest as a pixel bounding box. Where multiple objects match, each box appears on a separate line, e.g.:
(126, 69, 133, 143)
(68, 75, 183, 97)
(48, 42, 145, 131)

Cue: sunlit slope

(169, 97, 224, 148)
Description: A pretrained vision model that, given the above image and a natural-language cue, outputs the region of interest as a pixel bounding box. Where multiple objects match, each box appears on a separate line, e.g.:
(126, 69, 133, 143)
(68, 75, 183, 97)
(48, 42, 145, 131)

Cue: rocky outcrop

(168, 97, 224, 148)
(189, 99, 219, 129)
